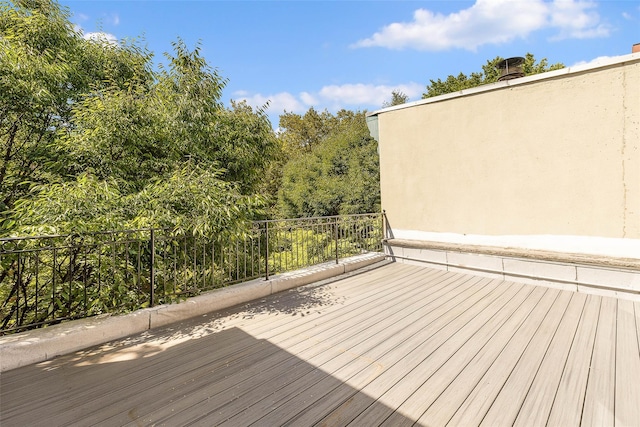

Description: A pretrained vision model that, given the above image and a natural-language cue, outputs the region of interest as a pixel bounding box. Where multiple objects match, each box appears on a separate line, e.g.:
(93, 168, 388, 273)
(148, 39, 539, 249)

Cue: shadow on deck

(1, 326, 412, 426)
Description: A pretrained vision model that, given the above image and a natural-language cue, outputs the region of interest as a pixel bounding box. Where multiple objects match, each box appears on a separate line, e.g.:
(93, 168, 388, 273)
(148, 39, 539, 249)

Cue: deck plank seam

(578, 297, 604, 427)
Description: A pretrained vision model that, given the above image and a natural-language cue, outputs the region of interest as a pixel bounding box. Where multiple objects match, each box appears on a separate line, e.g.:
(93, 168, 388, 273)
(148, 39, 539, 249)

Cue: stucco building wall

(372, 54, 640, 245)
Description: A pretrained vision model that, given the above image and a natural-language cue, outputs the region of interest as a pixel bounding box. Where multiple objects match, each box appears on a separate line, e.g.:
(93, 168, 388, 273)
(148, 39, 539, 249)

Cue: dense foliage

(423, 53, 565, 98)
(0, 0, 283, 332)
(277, 109, 380, 218)
(1, 0, 277, 237)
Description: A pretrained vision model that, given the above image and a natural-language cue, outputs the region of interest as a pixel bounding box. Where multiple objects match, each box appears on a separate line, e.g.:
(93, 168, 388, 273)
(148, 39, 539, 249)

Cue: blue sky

(60, 0, 640, 127)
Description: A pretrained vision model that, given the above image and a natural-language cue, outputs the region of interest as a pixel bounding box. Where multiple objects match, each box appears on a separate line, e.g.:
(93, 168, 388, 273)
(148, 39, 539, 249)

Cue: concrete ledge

(0, 311, 150, 373)
(148, 278, 273, 330)
(385, 239, 640, 301)
(387, 238, 640, 269)
(0, 252, 386, 372)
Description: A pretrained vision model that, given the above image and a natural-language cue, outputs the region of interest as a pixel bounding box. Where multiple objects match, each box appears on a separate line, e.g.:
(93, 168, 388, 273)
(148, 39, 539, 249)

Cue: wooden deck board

(97, 267, 455, 426)
(317, 278, 508, 425)
(581, 297, 617, 427)
(294, 277, 512, 427)
(1, 262, 638, 427)
(130, 268, 460, 425)
(446, 288, 561, 427)
(74, 266, 444, 425)
(512, 292, 588, 427)
(1, 264, 418, 405)
(257, 277, 503, 427)
(636, 301, 640, 357)
(478, 290, 574, 426)
(211, 275, 495, 427)
(614, 299, 640, 427)
(404, 285, 547, 427)
(391, 284, 541, 427)
(352, 282, 530, 427)
(4, 264, 424, 420)
(546, 294, 601, 427)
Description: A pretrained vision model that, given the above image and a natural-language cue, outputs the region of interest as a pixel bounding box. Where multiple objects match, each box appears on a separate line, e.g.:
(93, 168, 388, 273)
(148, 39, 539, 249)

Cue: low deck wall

(385, 239, 640, 302)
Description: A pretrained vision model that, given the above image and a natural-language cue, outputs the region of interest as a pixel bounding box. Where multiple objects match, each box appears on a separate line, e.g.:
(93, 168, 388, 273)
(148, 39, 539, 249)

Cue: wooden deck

(2, 262, 640, 426)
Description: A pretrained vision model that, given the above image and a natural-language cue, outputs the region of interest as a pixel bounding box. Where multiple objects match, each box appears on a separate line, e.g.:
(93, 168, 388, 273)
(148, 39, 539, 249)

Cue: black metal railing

(0, 213, 383, 334)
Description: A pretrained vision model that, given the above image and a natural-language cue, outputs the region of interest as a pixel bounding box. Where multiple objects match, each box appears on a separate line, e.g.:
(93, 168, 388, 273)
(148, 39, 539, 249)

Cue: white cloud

(621, 4, 640, 21)
(353, 0, 610, 51)
(548, 0, 611, 40)
(83, 32, 118, 45)
(571, 55, 617, 67)
(318, 82, 424, 107)
(235, 82, 423, 116)
(300, 92, 318, 105)
(233, 91, 306, 113)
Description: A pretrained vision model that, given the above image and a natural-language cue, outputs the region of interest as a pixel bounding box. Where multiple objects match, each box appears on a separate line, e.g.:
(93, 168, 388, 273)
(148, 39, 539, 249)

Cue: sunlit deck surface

(2, 262, 640, 426)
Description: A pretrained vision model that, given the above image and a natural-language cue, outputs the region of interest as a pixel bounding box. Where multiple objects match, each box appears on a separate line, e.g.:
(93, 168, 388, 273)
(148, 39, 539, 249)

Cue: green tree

(209, 100, 278, 195)
(12, 166, 262, 236)
(277, 110, 380, 217)
(423, 53, 564, 98)
(382, 90, 409, 107)
(58, 40, 277, 197)
(0, 0, 152, 230)
(0, 0, 281, 333)
(278, 107, 338, 156)
(1, 0, 278, 237)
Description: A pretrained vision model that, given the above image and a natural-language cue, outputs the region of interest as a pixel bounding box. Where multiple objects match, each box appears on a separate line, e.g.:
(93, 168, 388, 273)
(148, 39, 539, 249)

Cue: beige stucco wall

(375, 54, 640, 240)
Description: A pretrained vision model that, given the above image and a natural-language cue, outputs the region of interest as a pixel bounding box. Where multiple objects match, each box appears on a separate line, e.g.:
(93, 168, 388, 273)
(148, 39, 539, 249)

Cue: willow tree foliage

(0, 0, 151, 229)
(423, 53, 565, 98)
(1, 0, 278, 237)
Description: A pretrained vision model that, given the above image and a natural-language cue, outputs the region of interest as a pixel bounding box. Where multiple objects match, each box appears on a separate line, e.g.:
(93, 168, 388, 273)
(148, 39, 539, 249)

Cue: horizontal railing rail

(0, 213, 383, 334)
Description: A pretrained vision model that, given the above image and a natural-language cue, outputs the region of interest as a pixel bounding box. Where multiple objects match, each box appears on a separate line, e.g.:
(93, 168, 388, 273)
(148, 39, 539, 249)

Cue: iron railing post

(264, 222, 269, 280)
(16, 253, 21, 327)
(149, 229, 155, 307)
(382, 210, 386, 240)
(335, 218, 339, 264)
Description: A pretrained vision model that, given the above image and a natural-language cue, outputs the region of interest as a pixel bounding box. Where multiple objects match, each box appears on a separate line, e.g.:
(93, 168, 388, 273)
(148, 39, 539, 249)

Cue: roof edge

(367, 52, 640, 117)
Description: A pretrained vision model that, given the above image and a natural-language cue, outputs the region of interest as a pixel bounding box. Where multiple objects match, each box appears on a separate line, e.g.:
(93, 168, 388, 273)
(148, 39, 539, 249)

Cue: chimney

(497, 57, 525, 81)
(633, 43, 640, 53)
